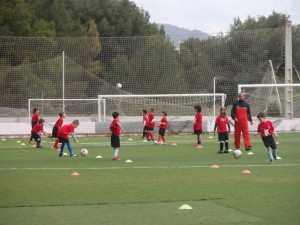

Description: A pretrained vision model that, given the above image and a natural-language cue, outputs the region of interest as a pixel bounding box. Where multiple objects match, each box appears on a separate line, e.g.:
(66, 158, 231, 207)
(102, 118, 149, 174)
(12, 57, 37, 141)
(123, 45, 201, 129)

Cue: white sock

(113, 149, 118, 157)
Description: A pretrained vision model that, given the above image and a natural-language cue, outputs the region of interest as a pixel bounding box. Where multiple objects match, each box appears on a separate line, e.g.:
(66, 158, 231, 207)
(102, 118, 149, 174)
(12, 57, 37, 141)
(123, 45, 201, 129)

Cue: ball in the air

(233, 149, 242, 159)
(116, 83, 122, 89)
(80, 148, 88, 157)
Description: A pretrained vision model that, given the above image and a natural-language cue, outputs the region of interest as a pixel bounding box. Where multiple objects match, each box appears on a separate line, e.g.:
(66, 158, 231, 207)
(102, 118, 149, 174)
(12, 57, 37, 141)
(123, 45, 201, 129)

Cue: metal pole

(213, 77, 216, 121)
(62, 51, 65, 111)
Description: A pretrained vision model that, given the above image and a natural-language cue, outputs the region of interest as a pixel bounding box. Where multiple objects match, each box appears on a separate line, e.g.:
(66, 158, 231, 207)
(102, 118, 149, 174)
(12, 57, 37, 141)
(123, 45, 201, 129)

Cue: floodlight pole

(62, 51, 65, 111)
(213, 77, 217, 121)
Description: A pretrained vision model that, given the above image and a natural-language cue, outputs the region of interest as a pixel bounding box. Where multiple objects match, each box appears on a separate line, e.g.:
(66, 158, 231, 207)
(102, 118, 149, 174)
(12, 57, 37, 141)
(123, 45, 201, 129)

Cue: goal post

(98, 93, 226, 133)
(238, 83, 300, 119)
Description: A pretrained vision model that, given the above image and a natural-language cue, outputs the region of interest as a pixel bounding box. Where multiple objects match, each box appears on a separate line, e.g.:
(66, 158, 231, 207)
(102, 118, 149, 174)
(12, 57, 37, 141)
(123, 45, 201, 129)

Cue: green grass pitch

(0, 133, 300, 225)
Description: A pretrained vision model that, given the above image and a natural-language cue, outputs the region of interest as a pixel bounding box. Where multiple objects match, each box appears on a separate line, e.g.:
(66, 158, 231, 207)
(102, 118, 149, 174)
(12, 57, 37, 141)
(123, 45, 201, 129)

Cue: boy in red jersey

(255, 112, 279, 164)
(58, 120, 79, 157)
(145, 108, 155, 142)
(214, 107, 230, 153)
(231, 92, 253, 152)
(141, 109, 148, 140)
(51, 112, 66, 150)
(31, 119, 49, 148)
(155, 111, 168, 144)
(110, 112, 123, 160)
(193, 105, 203, 148)
(29, 108, 40, 143)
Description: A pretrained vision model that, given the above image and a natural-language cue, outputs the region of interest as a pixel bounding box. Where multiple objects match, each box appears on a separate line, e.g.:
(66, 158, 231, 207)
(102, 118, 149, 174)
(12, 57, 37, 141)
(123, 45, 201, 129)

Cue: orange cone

(172, 143, 177, 146)
(210, 165, 220, 169)
(242, 170, 251, 174)
(71, 172, 80, 176)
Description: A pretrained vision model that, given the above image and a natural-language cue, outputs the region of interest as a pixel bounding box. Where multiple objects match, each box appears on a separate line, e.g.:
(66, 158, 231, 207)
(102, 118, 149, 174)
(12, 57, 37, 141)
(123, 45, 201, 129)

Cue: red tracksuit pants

(234, 121, 251, 149)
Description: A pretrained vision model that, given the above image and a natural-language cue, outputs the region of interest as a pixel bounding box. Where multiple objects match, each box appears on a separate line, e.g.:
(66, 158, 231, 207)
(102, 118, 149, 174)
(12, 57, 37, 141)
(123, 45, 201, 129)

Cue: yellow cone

(96, 155, 103, 159)
(179, 204, 192, 210)
(125, 159, 133, 163)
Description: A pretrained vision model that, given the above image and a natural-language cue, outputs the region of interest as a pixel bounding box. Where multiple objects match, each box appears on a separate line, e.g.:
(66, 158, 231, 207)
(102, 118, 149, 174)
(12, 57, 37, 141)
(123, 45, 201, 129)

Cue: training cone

(247, 152, 254, 155)
(208, 136, 214, 139)
(242, 170, 251, 174)
(125, 159, 133, 163)
(71, 172, 80, 176)
(16, 141, 21, 143)
(178, 204, 192, 210)
(96, 155, 103, 159)
(1, 139, 6, 141)
(128, 138, 133, 141)
(21, 143, 26, 145)
(63, 153, 68, 156)
(210, 165, 220, 169)
(172, 143, 177, 146)
(276, 141, 280, 144)
(228, 149, 233, 152)
(277, 156, 282, 160)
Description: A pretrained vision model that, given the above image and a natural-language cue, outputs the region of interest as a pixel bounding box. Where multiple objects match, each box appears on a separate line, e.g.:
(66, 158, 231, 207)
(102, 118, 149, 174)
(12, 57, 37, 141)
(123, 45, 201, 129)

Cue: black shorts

(145, 126, 154, 132)
(32, 132, 41, 142)
(159, 128, 166, 136)
(52, 126, 59, 138)
(111, 134, 120, 148)
(59, 137, 70, 144)
(262, 136, 277, 149)
(218, 132, 229, 142)
(31, 122, 37, 128)
(194, 130, 202, 135)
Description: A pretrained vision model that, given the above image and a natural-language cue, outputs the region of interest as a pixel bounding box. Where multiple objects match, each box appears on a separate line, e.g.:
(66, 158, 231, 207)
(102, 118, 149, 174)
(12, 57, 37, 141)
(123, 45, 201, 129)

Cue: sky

(132, 0, 300, 34)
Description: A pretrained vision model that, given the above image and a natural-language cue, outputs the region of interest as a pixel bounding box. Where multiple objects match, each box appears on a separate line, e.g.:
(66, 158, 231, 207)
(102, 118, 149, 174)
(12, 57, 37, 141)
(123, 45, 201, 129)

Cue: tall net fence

(1, 25, 300, 127)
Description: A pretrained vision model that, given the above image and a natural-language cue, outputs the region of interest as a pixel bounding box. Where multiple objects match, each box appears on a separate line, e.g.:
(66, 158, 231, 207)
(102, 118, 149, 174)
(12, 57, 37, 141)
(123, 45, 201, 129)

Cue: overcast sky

(132, 0, 300, 34)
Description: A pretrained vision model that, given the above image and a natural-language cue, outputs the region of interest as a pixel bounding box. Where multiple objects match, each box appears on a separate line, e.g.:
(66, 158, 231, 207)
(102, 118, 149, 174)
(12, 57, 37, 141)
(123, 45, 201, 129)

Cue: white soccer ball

(233, 149, 242, 159)
(80, 148, 88, 157)
(116, 83, 122, 89)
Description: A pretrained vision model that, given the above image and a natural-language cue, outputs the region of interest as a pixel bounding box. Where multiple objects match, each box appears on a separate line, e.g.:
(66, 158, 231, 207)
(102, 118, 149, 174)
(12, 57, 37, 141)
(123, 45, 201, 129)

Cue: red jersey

(110, 118, 121, 136)
(143, 114, 148, 126)
(215, 116, 229, 132)
(54, 117, 63, 128)
(159, 116, 168, 129)
(193, 112, 202, 130)
(146, 112, 155, 128)
(58, 123, 75, 139)
(31, 113, 40, 123)
(257, 120, 275, 137)
(32, 124, 44, 133)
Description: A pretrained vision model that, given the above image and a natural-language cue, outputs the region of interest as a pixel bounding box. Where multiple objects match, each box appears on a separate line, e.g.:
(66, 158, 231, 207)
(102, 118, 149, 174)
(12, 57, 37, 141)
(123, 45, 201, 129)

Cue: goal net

(98, 94, 226, 134)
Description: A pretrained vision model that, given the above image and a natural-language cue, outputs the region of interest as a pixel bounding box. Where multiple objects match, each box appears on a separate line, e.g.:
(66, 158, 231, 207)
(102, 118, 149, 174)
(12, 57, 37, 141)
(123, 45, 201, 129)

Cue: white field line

(0, 164, 300, 171)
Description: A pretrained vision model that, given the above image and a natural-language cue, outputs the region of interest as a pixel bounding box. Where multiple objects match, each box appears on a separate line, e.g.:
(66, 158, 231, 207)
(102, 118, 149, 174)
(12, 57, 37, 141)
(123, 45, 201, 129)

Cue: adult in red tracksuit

(231, 92, 253, 151)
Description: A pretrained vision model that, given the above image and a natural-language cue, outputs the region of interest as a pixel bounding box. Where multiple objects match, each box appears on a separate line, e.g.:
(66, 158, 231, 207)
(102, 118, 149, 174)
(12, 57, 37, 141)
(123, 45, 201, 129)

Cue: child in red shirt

(255, 112, 279, 164)
(214, 107, 230, 153)
(31, 118, 49, 148)
(193, 105, 203, 148)
(29, 107, 40, 143)
(110, 112, 123, 160)
(155, 111, 168, 144)
(58, 120, 79, 157)
(145, 108, 155, 141)
(51, 112, 66, 150)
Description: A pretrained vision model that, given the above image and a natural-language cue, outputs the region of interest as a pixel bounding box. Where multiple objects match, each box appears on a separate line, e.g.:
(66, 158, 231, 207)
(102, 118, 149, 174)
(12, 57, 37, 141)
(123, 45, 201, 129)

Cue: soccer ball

(233, 149, 242, 159)
(80, 148, 88, 157)
(116, 83, 122, 89)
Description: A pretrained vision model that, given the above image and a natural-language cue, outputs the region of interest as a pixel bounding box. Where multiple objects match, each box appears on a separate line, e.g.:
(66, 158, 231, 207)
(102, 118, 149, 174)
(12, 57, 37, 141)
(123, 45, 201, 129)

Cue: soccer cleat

(112, 156, 121, 161)
(154, 141, 158, 144)
(58, 154, 64, 157)
(70, 154, 77, 157)
(270, 160, 274, 164)
(224, 150, 229, 153)
(195, 144, 202, 148)
(217, 150, 224, 154)
(245, 146, 252, 151)
(36, 145, 43, 148)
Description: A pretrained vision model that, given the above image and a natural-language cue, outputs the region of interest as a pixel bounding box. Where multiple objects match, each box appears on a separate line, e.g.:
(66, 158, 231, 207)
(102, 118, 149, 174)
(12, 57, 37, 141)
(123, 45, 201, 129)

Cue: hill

(158, 24, 209, 48)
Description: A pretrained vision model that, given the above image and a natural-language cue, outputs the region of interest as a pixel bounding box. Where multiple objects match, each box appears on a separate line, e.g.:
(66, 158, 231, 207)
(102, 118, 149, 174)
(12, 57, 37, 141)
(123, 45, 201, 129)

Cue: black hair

(59, 112, 65, 117)
(73, 119, 79, 125)
(143, 109, 147, 114)
(162, 111, 167, 116)
(257, 112, 266, 119)
(38, 118, 45, 124)
(112, 112, 119, 119)
(33, 108, 39, 113)
(194, 105, 202, 112)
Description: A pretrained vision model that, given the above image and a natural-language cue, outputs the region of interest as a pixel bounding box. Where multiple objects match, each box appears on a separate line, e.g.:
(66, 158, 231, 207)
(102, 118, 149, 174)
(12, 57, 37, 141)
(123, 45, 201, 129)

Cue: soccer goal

(238, 83, 300, 119)
(98, 93, 226, 133)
